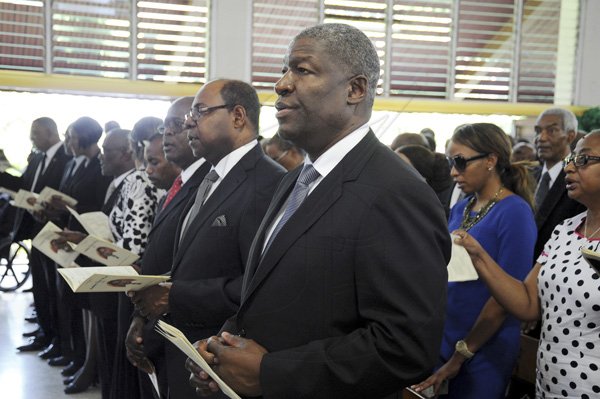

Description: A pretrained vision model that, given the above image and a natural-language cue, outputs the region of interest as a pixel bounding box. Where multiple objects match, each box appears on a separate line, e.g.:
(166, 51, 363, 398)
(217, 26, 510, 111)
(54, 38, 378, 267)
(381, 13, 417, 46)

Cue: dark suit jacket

(139, 162, 209, 357)
(168, 144, 285, 341)
(0, 145, 71, 240)
(223, 131, 451, 399)
(534, 168, 585, 258)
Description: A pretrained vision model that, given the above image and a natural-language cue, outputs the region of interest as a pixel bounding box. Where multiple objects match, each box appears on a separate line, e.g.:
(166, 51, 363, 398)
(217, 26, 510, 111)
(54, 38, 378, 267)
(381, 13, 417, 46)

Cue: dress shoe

(63, 375, 76, 385)
(17, 338, 47, 352)
(24, 315, 38, 323)
(38, 343, 61, 359)
(22, 286, 33, 293)
(22, 328, 40, 338)
(61, 361, 83, 377)
(64, 377, 94, 394)
(48, 355, 72, 367)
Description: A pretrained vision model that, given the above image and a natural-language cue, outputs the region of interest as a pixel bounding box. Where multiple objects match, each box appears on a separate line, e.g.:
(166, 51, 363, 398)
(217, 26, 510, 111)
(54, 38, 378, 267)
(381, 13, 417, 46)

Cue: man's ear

(565, 129, 577, 145)
(347, 75, 368, 105)
(231, 105, 248, 129)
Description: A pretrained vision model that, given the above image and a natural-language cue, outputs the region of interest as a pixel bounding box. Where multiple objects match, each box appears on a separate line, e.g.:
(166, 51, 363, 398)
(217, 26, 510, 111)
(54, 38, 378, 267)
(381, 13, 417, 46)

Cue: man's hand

(41, 196, 69, 221)
(129, 283, 172, 319)
(57, 229, 87, 245)
(125, 316, 154, 374)
(206, 332, 266, 397)
(187, 339, 220, 396)
(31, 209, 48, 224)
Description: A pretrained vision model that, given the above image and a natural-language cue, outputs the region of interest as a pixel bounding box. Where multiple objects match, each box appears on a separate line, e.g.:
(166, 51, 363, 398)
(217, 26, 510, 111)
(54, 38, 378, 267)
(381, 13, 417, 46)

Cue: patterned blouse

(109, 170, 164, 256)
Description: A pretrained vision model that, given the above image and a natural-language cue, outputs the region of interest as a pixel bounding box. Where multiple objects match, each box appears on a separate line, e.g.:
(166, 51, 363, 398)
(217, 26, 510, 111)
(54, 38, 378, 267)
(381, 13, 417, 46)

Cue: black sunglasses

(448, 153, 489, 172)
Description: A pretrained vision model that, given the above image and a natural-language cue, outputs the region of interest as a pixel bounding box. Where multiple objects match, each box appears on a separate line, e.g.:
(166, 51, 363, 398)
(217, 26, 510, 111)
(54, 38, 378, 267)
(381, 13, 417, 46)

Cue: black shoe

(22, 328, 41, 338)
(48, 355, 72, 367)
(63, 375, 76, 386)
(64, 378, 93, 394)
(24, 315, 38, 323)
(38, 343, 61, 359)
(17, 338, 47, 352)
(61, 361, 83, 377)
(22, 287, 33, 293)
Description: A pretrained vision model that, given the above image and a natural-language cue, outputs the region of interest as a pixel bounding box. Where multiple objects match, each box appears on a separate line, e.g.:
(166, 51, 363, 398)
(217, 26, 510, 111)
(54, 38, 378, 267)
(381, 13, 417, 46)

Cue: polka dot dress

(536, 212, 600, 398)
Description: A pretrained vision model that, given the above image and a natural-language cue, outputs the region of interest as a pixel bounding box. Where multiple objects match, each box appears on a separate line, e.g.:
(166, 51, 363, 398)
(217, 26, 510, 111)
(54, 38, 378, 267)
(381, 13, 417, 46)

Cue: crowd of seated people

(0, 23, 598, 399)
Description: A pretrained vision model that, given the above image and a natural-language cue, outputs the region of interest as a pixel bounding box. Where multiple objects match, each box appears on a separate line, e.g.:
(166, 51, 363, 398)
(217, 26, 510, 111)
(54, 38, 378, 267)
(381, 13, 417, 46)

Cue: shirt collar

(307, 123, 370, 180)
(44, 141, 63, 162)
(112, 168, 135, 188)
(181, 158, 206, 185)
(212, 140, 258, 181)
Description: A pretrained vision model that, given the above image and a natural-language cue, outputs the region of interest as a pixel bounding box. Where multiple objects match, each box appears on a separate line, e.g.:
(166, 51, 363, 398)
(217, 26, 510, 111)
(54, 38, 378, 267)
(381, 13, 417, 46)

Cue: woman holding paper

(413, 123, 537, 398)
(448, 131, 600, 398)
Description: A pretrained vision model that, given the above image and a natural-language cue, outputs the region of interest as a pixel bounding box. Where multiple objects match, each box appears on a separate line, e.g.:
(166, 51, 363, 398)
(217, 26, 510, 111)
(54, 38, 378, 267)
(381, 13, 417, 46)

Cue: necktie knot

(297, 164, 320, 186)
(205, 169, 220, 184)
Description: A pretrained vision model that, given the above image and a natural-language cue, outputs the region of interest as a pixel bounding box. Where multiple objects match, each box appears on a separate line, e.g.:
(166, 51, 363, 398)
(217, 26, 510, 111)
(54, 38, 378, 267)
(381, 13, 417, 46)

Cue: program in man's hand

(154, 320, 241, 399)
(58, 266, 169, 293)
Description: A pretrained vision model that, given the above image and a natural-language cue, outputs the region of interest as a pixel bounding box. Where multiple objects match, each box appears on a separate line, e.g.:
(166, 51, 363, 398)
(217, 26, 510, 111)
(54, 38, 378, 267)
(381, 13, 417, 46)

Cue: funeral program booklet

(38, 186, 78, 208)
(67, 206, 113, 242)
(74, 235, 139, 266)
(154, 320, 241, 399)
(32, 221, 79, 267)
(58, 266, 169, 293)
(12, 189, 42, 211)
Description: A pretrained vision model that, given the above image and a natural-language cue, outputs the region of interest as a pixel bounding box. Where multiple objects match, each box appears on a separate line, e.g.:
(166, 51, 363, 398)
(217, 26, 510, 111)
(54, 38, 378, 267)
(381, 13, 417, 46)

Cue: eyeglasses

(563, 153, 600, 168)
(185, 104, 232, 124)
(448, 153, 489, 172)
(158, 118, 186, 135)
(271, 150, 288, 162)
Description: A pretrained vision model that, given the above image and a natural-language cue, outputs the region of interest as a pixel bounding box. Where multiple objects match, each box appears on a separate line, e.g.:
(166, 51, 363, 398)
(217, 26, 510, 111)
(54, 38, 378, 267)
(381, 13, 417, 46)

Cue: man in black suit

(533, 108, 586, 258)
(130, 80, 285, 399)
(189, 24, 451, 399)
(0, 117, 71, 354)
(125, 96, 210, 398)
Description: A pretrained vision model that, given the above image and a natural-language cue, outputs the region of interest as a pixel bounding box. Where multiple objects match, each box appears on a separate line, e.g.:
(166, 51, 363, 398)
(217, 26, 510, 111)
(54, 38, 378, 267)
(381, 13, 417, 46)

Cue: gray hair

(537, 108, 578, 133)
(294, 24, 380, 106)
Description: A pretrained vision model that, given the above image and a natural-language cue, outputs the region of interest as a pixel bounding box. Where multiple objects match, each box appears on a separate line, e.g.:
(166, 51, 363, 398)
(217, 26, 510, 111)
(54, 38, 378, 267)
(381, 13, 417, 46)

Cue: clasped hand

(187, 332, 266, 397)
(128, 283, 172, 319)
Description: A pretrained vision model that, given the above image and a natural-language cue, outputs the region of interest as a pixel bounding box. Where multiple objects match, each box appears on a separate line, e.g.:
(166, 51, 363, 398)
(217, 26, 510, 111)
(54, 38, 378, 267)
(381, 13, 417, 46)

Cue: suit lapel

(240, 131, 379, 306)
(171, 145, 261, 274)
(536, 170, 567, 227)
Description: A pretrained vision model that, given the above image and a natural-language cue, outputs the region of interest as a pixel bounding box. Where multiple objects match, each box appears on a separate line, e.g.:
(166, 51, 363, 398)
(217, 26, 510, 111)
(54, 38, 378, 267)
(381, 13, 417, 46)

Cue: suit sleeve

(259, 181, 451, 398)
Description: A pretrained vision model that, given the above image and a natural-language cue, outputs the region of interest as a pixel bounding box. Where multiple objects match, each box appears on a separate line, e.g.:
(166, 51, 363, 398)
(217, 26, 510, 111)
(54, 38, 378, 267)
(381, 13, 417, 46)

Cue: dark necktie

(31, 152, 47, 191)
(181, 169, 219, 239)
(534, 171, 551, 210)
(262, 163, 320, 254)
(162, 175, 183, 210)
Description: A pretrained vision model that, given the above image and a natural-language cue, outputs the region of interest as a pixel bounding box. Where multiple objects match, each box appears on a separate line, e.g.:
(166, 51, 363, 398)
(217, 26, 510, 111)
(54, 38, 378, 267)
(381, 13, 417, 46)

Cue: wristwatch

(455, 339, 475, 359)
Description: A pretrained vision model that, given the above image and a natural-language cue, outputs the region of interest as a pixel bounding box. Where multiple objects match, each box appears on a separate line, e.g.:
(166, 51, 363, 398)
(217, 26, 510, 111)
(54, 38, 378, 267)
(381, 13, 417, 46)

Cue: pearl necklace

(460, 187, 504, 231)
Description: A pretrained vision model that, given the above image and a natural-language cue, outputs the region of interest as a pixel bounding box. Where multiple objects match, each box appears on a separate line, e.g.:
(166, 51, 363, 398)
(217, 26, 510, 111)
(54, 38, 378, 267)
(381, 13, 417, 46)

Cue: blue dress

(440, 194, 537, 398)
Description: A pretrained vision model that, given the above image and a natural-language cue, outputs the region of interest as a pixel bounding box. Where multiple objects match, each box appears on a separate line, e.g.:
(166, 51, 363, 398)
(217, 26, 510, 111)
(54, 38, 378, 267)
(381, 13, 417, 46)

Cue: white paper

(67, 206, 114, 242)
(32, 221, 80, 267)
(74, 235, 139, 266)
(447, 234, 479, 282)
(38, 186, 78, 207)
(14, 189, 42, 211)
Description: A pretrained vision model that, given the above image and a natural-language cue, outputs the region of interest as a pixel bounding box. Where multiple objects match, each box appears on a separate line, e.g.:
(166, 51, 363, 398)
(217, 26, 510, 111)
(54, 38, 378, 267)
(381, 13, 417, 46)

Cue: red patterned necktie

(162, 175, 183, 209)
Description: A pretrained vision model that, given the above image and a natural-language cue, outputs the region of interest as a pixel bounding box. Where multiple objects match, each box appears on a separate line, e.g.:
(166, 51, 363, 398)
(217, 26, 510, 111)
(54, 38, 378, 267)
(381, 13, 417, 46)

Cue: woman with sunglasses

(448, 131, 600, 398)
(413, 123, 537, 398)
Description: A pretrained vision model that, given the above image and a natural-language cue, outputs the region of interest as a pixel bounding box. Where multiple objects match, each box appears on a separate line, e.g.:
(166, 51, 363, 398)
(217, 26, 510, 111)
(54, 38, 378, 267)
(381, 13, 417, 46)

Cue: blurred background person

(264, 133, 305, 171)
(511, 141, 537, 163)
(395, 144, 453, 216)
(390, 132, 429, 151)
(414, 123, 537, 398)
(452, 130, 600, 398)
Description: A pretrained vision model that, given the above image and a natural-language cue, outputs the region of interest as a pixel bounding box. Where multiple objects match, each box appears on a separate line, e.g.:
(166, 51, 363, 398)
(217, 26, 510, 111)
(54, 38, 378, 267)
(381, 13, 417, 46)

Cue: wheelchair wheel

(0, 240, 31, 292)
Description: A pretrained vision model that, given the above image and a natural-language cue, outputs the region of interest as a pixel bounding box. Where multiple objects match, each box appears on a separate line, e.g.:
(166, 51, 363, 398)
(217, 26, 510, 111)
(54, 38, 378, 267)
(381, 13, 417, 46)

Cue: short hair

(294, 24, 380, 106)
(107, 128, 133, 151)
(390, 133, 429, 151)
(219, 80, 261, 134)
(537, 108, 578, 133)
(266, 134, 305, 155)
(396, 145, 451, 193)
(104, 120, 120, 132)
(70, 117, 103, 148)
(131, 116, 163, 161)
(33, 117, 58, 135)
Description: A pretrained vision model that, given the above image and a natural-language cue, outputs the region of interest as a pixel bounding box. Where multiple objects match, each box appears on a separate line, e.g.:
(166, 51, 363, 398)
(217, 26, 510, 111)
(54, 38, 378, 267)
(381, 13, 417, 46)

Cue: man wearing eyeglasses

(264, 134, 304, 171)
(125, 96, 211, 399)
(533, 107, 585, 259)
(129, 81, 285, 399)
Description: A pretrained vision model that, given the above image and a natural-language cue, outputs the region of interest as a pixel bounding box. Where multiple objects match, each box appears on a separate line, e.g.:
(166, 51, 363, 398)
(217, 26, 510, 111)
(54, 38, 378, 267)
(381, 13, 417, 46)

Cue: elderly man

(125, 97, 210, 399)
(533, 108, 586, 258)
(189, 24, 450, 399)
(130, 80, 285, 399)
